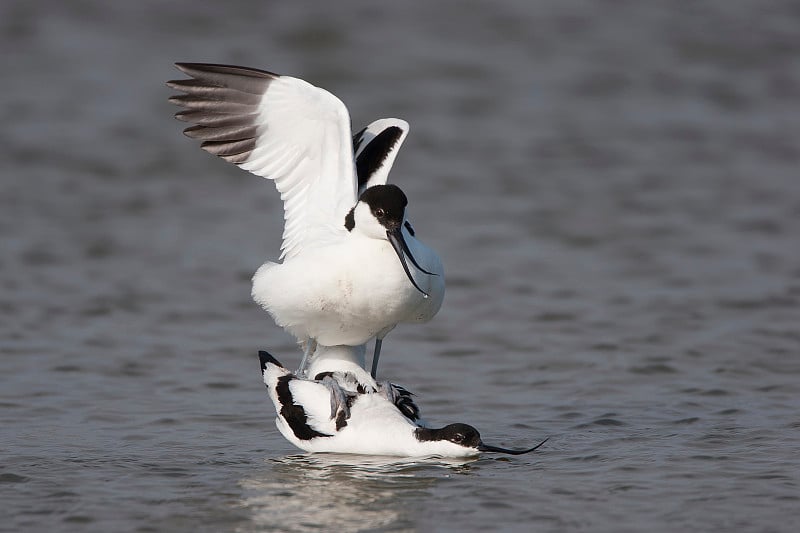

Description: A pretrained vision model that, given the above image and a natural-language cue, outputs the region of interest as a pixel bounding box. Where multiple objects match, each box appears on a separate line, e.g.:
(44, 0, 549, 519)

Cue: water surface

(2, 1, 799, 531)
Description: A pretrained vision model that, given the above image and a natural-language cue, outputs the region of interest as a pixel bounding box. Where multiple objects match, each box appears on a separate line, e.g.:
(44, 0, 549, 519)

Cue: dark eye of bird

(375, 208, 386, 217)
(454, 433, 464, 443)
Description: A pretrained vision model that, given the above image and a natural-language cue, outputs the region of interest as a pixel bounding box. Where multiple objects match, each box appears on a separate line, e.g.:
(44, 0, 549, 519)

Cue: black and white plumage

(168, 63, 444, 377)
(258, 350, 548, 457)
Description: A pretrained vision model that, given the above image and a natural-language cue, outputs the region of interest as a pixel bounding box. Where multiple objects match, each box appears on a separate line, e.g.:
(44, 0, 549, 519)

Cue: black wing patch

(354, 126, 404, 191)
(275, 375, 332, 440)
(391, 384, 421, 422)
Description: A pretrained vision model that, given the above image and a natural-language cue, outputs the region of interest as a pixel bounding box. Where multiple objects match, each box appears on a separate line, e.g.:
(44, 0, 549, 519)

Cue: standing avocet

(168, 64, 444, 377)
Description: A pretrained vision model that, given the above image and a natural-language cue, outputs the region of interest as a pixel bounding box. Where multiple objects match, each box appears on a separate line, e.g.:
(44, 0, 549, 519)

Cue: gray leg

(297, 338, 317, 376)
(370, 338, 383, 378)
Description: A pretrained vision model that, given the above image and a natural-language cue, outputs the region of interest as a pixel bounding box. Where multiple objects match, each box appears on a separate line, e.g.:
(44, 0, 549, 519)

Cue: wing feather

(169, 63, 357, 260)
(287, 379, 339, 435)
(352, 118, 409, 194)
(175, 109, 257, 127)
(183, 124, 258, 142)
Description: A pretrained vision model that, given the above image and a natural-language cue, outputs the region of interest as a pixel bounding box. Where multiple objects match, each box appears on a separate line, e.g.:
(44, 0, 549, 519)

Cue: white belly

(252, 236, 444, 345)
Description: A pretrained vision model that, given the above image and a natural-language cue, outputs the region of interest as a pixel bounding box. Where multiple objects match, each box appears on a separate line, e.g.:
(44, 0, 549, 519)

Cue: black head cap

(416, 423, 482, 448)
(359, 184, 408, 230)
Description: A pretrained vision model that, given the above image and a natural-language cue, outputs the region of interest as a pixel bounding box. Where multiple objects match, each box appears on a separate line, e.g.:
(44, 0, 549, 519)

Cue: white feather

(236, 75, 357, 260)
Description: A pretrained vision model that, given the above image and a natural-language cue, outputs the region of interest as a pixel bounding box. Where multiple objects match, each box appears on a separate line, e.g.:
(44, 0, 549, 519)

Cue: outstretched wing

(168, 63, 357, 260)
(352, 118, 409, 195)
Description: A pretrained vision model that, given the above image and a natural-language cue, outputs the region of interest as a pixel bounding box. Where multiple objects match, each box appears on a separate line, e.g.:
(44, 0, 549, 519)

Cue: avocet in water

(258, 349, 548, 458)
(168, 64, 444, 377)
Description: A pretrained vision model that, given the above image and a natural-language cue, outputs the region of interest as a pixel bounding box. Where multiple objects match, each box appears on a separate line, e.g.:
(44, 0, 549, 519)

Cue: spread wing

(168, 63, 357, 260)
(352, 118, 409, 195)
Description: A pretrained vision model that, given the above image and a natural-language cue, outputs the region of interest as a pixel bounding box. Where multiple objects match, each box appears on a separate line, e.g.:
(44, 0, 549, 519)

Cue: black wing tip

(258, 350, 284, 372)
(166, 94, 187, 105)
(173, 62, 280, 79)
(180, 124, 203, 138)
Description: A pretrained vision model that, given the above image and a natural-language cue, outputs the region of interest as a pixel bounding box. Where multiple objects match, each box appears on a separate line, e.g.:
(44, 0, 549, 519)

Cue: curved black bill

(477, 436, 549, 455)
(387, 228, 430, 298)
(395, 227, 437, 276)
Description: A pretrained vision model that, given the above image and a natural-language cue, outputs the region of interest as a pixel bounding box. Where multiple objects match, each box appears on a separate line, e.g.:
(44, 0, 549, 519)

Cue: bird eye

(375, 208, 386, 217)
(453, 433, 464, 443)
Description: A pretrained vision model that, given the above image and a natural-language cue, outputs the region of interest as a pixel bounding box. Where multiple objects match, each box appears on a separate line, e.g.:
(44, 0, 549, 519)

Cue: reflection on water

(239, 454, 475, 532)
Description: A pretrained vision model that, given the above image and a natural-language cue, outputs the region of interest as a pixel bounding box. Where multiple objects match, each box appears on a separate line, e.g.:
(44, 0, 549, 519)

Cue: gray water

(2, 1, 799, 531)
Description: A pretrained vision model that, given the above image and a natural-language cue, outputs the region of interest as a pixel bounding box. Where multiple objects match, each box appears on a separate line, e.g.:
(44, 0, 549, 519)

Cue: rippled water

(2, 1, 800, 531)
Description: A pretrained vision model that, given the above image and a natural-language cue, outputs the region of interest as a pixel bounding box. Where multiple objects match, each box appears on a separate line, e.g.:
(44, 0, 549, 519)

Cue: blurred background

(2, 1, 799, 531)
